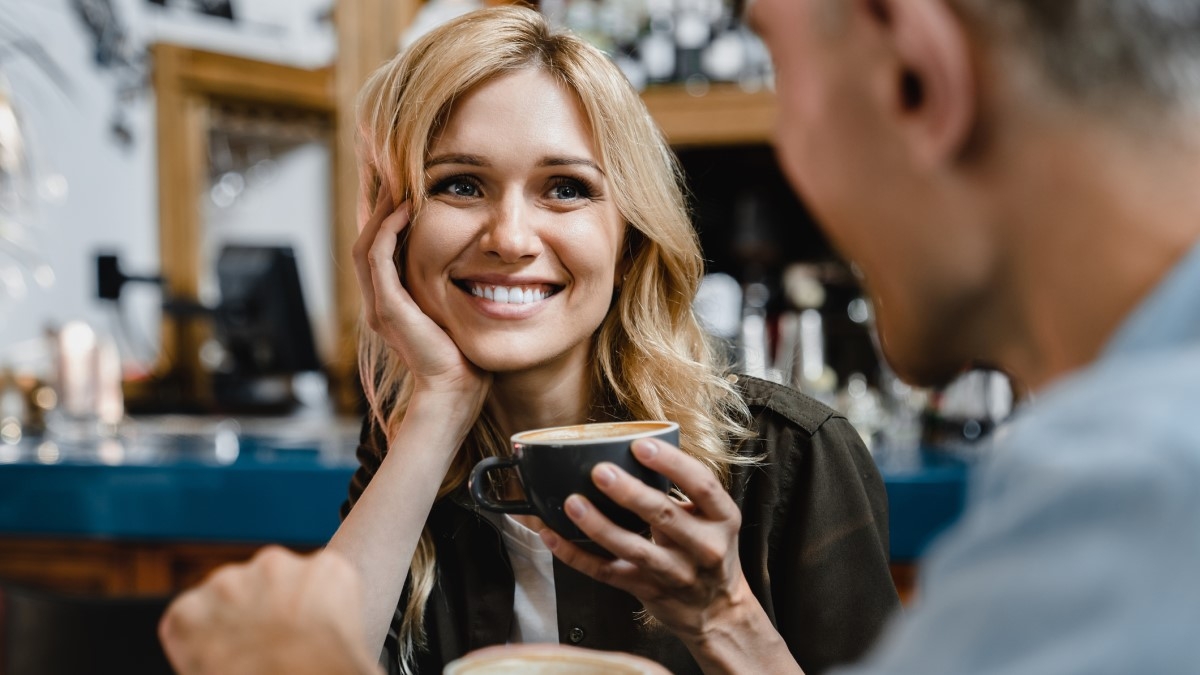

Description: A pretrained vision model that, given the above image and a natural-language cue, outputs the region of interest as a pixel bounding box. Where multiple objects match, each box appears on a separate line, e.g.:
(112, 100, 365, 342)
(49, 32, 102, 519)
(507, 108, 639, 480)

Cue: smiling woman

(329, 6, 900, 675)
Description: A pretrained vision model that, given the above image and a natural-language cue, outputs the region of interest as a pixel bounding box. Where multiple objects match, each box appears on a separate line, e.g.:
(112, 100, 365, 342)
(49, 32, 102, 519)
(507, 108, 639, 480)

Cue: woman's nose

(481, 196, 543, 263)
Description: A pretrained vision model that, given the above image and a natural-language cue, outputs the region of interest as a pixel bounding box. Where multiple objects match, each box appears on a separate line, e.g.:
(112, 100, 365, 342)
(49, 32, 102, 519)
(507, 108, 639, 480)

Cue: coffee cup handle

(469, 456, 536, 515)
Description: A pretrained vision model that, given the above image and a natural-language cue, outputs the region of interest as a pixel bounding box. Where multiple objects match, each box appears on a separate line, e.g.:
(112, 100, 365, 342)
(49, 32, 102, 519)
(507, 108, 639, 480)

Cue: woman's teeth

(469, 284, 550, 305)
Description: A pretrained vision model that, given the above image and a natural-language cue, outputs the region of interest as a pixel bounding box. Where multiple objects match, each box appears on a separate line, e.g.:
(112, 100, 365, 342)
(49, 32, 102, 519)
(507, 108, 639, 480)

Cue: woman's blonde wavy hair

(355, 5, 754, 671)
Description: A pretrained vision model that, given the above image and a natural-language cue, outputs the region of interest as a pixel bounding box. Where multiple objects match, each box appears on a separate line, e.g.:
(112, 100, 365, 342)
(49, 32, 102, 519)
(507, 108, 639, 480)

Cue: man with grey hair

(746, 0, 1200, 672)
(160, 1, 1200, 673)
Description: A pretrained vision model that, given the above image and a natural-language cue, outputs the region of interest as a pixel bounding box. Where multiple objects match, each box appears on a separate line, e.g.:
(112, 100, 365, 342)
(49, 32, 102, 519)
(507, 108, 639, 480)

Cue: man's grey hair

(952, 1, 1200, 115)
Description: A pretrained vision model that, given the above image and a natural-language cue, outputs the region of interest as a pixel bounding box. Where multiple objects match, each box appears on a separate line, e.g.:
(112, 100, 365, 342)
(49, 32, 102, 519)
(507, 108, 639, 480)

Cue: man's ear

(868, 0, 976, 167)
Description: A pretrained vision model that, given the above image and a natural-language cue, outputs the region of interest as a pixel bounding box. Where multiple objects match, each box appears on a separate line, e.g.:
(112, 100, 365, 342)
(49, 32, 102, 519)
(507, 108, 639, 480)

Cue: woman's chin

(461, 349, 545, 375)
(460, 342, 584, 379)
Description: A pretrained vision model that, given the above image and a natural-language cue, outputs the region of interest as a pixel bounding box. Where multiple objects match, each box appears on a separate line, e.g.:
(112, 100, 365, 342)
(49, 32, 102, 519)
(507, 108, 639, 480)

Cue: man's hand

(158, 546, 382, 675)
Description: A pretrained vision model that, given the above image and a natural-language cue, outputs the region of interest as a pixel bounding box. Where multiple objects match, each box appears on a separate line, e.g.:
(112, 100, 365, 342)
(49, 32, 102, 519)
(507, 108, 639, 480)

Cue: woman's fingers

(580, 439, 740, 556)
(549, 438, 744, 599)
(352, 199, 427, 338)
(631, 439, 741, 525)
(539, 528, 648, 594)
(352, 189, 397, 324)
(577, 462, 732, 573)
(365, 204, 414, 312)
(546, 442, 754, 642)
(569, 494, 687, 573)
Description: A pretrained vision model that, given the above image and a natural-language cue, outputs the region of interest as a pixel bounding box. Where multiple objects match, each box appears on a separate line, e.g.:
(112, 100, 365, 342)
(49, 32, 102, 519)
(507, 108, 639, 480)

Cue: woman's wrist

(386, 388, 482, 464)
(408, 386, 484, 427)
(682, 580, 805, 675)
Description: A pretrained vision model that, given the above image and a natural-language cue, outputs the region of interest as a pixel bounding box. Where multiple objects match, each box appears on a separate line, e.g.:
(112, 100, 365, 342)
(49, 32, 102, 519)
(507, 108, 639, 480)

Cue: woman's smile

(452, 276, 563, 304)
(450, 276, 565, 317)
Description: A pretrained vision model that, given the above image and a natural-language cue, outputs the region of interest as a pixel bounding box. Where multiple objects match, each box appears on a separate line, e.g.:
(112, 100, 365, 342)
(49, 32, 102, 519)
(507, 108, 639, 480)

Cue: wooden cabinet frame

(147, 0, 423, 414)
(152, 44, 342, 407)
(151, 0, 422, 413)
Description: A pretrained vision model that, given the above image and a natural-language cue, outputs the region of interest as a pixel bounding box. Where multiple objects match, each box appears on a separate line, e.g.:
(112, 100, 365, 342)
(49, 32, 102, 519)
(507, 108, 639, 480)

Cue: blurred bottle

(693, 271, 743, 365)
(739, 280, 770, 380)
(673, 0, 715, 85)
(875, 363, 929, 459)
(838, 372, 885, 451)
(0, 368, 27, 445)
(546, 0, 772, 92)
(45, 320, 125, 442)
(775, 264, 837, 404)
(923, 368, 1013, 452)
(640, 13, 677, 85)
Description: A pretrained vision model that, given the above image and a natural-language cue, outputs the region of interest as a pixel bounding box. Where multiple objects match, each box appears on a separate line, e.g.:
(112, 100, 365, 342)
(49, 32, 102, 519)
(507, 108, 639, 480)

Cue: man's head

(952, 1, 1200, 116)
(750, 0, 1200, 388)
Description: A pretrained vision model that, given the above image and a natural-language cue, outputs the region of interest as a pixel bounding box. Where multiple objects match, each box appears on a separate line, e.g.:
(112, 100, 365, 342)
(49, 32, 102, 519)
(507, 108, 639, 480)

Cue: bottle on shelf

(547, 0, 773, 92)
(776, 263, 837, 404)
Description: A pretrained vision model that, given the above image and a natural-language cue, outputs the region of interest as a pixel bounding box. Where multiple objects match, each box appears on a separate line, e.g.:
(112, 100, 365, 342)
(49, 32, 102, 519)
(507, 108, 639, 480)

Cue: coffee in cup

(468, 421, 678, 555)
(444, 644, 672, 675)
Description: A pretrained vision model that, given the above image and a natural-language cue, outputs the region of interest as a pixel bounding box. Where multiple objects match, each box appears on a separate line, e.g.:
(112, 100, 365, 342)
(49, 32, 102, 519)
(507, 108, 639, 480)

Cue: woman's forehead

(428, 70, 603, 168)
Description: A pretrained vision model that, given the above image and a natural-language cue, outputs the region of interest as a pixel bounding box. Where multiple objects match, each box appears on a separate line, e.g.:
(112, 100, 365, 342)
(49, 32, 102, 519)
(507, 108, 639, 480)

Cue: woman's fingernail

(565, 495, 586, 519)
(633, 439, 658, 460)
(594, 464, 617, 487)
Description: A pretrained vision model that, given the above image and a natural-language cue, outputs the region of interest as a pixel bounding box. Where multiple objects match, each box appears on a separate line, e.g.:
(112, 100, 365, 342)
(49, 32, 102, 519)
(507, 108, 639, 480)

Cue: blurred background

(0, 2, 1004, 671)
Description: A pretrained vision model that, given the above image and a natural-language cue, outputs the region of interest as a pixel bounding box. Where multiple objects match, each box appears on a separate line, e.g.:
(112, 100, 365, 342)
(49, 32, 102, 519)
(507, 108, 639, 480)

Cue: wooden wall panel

(0, 538, 318, 597)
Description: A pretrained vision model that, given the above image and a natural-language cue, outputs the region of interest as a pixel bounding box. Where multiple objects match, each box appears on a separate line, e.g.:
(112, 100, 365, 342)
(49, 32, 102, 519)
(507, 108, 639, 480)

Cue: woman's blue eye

(549, 179, 593, 201)
(430, 176, 481, 198)
(552, 184, 579, 200)
(448, 181, 478, 197)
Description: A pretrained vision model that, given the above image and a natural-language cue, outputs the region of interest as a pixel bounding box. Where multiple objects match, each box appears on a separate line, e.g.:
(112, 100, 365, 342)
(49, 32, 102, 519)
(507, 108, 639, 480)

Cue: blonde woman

(330, 6, 898, 674)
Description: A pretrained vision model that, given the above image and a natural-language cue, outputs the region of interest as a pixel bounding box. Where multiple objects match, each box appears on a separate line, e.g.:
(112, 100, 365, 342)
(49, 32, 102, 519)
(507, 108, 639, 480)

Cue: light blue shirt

(840, 240, 1200, 675)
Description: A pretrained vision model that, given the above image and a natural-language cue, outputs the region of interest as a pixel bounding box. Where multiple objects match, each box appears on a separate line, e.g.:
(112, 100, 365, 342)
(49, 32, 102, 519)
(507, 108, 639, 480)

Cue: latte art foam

(515, 421, 675, 443)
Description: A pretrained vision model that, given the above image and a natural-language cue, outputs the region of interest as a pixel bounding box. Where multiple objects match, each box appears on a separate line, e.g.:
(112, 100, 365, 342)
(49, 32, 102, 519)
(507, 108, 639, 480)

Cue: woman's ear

(874, 0, 976, 167)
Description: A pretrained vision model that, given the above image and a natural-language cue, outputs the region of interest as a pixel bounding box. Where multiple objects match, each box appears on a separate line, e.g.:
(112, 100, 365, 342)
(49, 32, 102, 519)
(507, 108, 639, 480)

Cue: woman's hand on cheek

(352, 187, 491, 408)
(539, 439, 760, 646)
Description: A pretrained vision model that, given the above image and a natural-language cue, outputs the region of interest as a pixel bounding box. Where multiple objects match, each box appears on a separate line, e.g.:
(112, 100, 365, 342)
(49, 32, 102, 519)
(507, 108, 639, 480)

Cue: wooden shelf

(154, 44, 336, 112)
(641, 83, 777, 147)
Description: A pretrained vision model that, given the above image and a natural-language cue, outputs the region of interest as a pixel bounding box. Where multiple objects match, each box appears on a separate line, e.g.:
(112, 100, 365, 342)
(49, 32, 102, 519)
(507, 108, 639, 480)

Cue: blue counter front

(0, 447, 354, 546)
(879, 451, 969, 561)
(0, 420, 969, 562)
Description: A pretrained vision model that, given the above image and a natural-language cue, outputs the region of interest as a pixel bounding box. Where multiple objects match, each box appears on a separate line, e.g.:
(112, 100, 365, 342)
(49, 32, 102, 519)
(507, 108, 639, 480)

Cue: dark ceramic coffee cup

(469, 421, 678, 555)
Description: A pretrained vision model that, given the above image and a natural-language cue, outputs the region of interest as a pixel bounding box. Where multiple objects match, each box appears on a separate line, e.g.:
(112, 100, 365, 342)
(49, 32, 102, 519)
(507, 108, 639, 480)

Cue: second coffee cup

(468, 420, 678, 556)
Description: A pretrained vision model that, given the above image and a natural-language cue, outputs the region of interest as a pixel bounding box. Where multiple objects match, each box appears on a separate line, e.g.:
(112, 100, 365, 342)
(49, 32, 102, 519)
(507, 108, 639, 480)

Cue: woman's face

(405, 68, 626, 375)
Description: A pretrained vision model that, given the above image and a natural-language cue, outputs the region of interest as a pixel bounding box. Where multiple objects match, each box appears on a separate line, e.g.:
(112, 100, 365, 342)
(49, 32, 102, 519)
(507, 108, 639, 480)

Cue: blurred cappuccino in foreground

(444, 644, 672, 674)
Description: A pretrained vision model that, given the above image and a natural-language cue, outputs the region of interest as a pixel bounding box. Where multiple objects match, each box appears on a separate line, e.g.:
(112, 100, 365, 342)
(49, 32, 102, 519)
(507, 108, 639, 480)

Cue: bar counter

(0, 416, 967, 596)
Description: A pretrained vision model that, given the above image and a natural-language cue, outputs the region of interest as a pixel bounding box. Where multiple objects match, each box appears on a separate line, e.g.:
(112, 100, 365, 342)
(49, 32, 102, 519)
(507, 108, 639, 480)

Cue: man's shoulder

(999, 343, 1200, 464)
(963, 343, 1200, 535)
(842, 347, 1200, 675)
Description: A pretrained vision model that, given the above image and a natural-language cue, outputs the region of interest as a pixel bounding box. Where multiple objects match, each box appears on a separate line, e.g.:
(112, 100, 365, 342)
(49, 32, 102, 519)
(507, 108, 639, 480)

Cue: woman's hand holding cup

(470, 421, 677, 556)
(541, 437, 766, 655)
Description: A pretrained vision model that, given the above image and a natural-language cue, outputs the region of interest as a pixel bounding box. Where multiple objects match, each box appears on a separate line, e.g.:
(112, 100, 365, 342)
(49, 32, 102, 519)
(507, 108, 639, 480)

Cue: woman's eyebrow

(426, 153, 489, 169)
(425, 153, 605, 176)
(539, 156, 605, 176)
